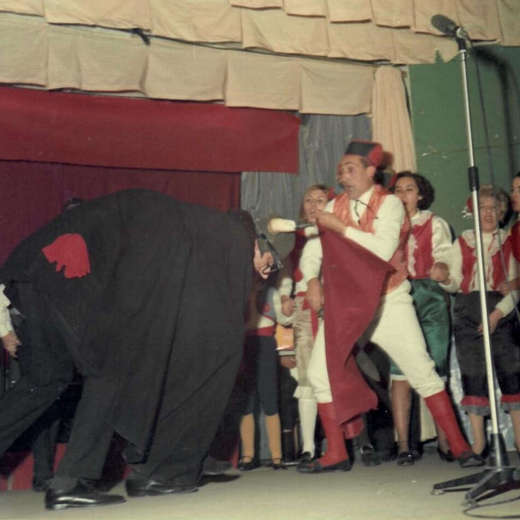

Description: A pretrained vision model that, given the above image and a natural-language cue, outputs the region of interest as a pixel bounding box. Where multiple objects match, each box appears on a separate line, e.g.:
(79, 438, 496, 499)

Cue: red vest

(332, 184, 409, 293)
(508, 221, 520, 263)
(459, 232, 510, 293)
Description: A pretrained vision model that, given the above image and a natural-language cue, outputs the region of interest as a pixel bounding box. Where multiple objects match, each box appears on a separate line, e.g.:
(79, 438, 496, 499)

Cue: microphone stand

(431, 34, 520, 504)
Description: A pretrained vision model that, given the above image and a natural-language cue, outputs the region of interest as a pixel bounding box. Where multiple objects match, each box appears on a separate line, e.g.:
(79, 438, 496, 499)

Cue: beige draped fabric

(0, 0, 518, 115)
(0, 12, 374, 115)
(372, 66, 417, 174)
(1, 1, 519, 58)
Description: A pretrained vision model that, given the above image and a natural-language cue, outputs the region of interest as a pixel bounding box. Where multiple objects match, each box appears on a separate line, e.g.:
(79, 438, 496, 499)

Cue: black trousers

(129, 347, 243, 485)
(0, 284, 114, 486)
(0, 284, 74, 457)
(241, 335, 279, 416)
(455, 292, 520, 399)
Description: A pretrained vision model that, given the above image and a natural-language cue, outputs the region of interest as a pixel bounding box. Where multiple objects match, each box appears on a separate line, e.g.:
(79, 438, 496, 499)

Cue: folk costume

(238, 280, 290, 469)
(390, 210, 452, 379)
(441, 228, 520, 415)
(509, 219, 520, 263)
(298, 141, 472, 472)
(0, 189, 254, 504)
(278, 228, 321, 459)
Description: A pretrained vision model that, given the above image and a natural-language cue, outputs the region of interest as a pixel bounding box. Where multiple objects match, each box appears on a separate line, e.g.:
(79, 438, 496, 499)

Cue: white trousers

(308, 281, 445, 403)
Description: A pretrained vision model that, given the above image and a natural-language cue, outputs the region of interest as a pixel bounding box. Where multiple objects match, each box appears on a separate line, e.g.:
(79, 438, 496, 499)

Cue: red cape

(321, 229, 393, 437)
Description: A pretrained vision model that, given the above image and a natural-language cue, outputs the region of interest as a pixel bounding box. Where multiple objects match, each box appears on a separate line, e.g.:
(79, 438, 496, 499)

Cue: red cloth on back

(320, 229, 393, 437)
(42, 233, 91, 279)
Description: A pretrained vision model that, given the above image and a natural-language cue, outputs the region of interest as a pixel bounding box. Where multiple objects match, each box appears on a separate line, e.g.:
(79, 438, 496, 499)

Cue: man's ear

(366, 165, 376, 180)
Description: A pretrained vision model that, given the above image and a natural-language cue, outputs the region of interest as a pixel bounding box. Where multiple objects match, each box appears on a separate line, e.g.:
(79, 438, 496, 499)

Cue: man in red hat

(297, 140, 476, 473)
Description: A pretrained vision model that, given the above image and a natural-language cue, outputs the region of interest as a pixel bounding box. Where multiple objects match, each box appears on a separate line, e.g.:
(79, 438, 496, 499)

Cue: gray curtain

(241, 113, 371, 220)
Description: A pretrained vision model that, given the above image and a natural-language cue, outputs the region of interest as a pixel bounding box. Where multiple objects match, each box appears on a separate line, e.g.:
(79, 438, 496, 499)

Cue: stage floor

(1, 451, 519, 520)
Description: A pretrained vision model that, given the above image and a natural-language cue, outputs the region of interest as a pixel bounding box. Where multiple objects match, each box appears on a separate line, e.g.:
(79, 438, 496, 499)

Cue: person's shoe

(396, 451, 415, 466)
(360, 445, 381, 467)
(458, 450, 486, 468)
(297, 458, 352, 473)
(202, 456, 233, 476)
(32, 476, 52, 492)
(125, 477, 198, 498)
(45, 480, 126, 510)
(237, 458, 259, 471)
(298, 452, 313, 463)
(270, 459, 287, 470)
(437, 447, 455, 462)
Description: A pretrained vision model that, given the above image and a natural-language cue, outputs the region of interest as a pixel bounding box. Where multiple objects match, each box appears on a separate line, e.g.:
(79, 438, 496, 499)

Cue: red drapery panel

(0, 86, 299, 173)
(0, 161, 240, 264)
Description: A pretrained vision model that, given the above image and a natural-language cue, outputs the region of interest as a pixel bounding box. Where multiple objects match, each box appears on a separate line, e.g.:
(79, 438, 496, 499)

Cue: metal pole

(458, 38, 504, 467)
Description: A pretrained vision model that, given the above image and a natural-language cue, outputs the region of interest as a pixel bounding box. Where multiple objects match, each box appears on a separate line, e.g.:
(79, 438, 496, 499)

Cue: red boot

(424, 390, 471, 459)
(298, 402, 351, 473)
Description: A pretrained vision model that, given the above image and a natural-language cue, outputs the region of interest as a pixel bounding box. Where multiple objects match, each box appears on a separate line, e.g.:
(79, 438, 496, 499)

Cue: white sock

(298, 398, 318, 456)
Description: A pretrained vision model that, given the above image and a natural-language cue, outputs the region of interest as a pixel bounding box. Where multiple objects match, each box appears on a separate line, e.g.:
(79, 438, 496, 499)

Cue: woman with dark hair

(507, 172, 520, 271)
(432, 185, 520, 465)
(390, 172, 453, 465)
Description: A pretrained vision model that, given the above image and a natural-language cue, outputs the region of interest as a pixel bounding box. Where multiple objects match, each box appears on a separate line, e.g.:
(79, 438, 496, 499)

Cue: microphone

(267, 218, 313, 234)
(431, 14, 469, 40)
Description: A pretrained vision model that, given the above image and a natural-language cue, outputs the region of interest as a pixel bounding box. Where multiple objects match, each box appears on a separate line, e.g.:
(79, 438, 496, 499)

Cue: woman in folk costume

(277, 185, 330, 465)
(507, 172, 520, 285)
(390, 172, 453, 465)
(298, 140, 477, 473)
(432, 185, 520, 465)
(238, 273, 292, 470)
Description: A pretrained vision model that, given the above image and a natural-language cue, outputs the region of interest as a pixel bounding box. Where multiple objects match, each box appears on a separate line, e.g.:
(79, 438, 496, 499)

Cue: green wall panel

(409, 45, 520, 234)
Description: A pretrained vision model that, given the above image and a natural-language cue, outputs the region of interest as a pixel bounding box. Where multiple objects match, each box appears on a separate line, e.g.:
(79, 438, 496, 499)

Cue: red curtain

(0, 86, 299, 173)
(0, 86, 300, 262)
(0, 161, 240, 264)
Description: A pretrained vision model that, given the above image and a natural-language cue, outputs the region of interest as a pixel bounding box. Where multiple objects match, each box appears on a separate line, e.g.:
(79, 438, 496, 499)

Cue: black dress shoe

(437, 447, 455, 462)
(45, 481, 126, 510)
(297, 452, 313, 465)
(297, 458, 352, 473)
(270, 459, 287, 470)
(125, 478, 198, 497)
(396, 451, 415, 466)
(32, 476, 52, 492)
(202, 456, 233, 476)
(237, 458, 259, 471)
(458, 451, 486, 468)
(360, 445, 381, 467)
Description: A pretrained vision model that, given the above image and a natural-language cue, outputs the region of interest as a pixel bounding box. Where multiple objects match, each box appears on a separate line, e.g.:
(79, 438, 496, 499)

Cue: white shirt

(0, 284, 13, 338)
(300, 186, 405, 283)
(440, 229, 519, 317)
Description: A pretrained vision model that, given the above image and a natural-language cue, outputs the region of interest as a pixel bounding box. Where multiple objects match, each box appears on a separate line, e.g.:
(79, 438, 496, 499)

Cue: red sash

(459, 234, 510, 293)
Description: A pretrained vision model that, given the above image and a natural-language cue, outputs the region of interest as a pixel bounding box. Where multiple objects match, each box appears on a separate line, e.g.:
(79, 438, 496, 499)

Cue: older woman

(432, 185, 520, 466)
